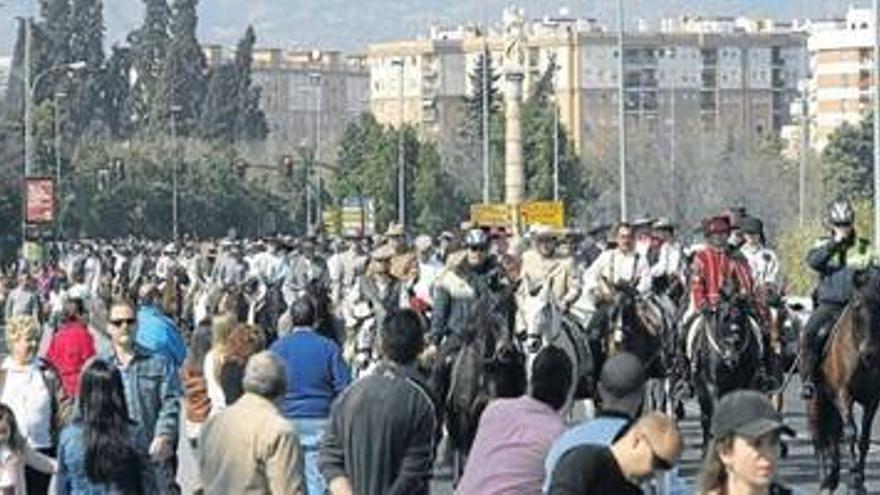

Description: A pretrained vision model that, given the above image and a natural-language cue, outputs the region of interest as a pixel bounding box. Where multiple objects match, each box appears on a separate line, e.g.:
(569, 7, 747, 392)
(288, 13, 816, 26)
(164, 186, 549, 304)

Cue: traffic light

(234, 158, 248, 179)
(111, 158, 125, 181)
(281, 155, 294, 178)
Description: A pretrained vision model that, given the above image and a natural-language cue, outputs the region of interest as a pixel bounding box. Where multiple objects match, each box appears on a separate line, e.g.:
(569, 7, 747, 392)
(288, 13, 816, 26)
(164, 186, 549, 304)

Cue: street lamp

(616, 0, 628, 220)
(169, 104, 182, 242)
(309, 72, 324, 231)
(391, 58, 406, 230)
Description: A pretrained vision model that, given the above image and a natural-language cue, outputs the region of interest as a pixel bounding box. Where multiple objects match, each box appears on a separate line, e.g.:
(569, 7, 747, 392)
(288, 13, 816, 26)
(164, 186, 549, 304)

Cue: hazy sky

(0, 0, 856, 56)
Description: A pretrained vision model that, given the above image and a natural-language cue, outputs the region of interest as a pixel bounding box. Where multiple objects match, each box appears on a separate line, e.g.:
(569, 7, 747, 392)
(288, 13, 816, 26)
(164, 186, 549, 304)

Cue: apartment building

(367, 12, 807, 158)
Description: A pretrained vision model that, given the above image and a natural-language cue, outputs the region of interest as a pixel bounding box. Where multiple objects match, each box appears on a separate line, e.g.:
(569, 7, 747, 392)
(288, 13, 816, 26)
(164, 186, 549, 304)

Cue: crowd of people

(0, 198, 868, 494)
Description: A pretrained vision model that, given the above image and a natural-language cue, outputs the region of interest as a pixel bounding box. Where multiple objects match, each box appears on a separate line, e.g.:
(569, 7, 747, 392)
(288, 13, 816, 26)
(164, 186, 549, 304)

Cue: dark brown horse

(805, 268, 880, 494)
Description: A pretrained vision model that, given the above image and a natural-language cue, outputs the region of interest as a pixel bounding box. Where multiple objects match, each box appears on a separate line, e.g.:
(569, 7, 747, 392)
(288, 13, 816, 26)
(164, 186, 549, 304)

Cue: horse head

(850, 267, 880, 357)
(520, 277, 557, 353)
(709, 288, 753, 369)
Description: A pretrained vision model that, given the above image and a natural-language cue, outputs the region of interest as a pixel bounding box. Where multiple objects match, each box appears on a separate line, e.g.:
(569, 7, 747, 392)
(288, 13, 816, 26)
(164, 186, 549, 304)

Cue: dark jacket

(430, 257, 510, 344)
(807, 236, 874, 305)
(319, 361, 438, 495)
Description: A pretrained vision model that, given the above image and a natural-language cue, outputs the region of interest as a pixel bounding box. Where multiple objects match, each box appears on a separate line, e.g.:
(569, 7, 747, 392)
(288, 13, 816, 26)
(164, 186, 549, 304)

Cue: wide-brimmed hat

(531, 224, 559, 239)
(653, 217, 675, 231)
(705, 215, 732, 236)
(385, 223, 405, 237)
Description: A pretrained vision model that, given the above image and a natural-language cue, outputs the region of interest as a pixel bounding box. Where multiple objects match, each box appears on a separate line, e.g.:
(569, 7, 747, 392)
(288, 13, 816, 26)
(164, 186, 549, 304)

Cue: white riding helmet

(828, 199, 854, 226)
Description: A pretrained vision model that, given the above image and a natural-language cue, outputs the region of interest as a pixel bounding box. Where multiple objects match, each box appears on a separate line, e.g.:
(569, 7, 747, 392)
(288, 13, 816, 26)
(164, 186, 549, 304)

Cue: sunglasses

(468, 245, 487, 252)
(109, 318, 136, 327)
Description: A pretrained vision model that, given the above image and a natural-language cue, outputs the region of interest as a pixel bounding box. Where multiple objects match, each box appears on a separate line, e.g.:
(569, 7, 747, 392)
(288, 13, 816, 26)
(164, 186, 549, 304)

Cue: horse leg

(833, 390, 859, 488)
(851, 397, 879, 494)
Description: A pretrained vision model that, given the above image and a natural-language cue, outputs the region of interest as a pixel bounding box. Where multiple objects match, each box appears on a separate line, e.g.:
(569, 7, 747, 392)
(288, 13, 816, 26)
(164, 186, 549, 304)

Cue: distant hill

(0, 0, 858, 55)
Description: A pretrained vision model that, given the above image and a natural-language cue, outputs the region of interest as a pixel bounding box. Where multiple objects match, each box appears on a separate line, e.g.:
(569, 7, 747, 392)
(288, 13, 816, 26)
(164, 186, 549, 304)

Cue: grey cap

(711, 390, 795, 439)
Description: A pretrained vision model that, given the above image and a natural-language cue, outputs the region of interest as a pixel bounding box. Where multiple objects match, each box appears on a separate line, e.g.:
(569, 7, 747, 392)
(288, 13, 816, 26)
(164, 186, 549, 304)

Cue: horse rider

(406, 235, 442, 316)
(582, 222, 611, 268)
(517, 225, 582, 325)
(282, 235, 329, 305)
(155, 243, 179, 281)
(680, 215, 762, 388)
(427, 228, 513, 401)
(345, 245, 405, 369)
(801, 199, 876, 399)
(583, 222, 652, 305)
(385, 223, 418, 283)
(646, 217, 684, 325)
(329, 232, 369, 306)
(738, 216, 784, 389)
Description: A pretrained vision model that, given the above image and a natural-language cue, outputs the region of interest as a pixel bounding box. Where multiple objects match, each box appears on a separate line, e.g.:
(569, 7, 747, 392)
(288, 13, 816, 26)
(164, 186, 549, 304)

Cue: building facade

(203, 45, 369, 161)
(804, 8, 875, 152)
(367, 12, 807, 159)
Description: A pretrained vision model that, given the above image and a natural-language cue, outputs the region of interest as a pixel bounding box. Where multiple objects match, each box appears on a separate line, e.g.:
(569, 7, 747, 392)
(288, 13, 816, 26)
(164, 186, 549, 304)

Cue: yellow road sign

(470, 204, 511, 227)
(520, 201, 564, 228)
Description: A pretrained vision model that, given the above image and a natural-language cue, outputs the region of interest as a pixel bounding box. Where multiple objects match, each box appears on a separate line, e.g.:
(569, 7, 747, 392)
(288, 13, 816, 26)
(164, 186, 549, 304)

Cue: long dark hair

(697, 435, 735, 494)
(79, 359, 143, 493)
(0, 403, 24, 454)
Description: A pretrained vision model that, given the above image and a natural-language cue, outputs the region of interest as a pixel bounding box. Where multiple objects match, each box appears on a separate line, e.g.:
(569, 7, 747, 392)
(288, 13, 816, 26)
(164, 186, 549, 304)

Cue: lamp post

(169, 104, 182, 242)
(309, 72, 324, 231)
(874, 0, 880, 247)
(54, 91, 66, 238)
(617, 0, 628, 220)
(392, 58, 406, 229)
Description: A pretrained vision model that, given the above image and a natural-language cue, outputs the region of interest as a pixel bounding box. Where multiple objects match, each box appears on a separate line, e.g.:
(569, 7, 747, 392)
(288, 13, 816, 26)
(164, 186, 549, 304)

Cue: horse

(443, 293, 525, 483)
(691, 286, 761, 447)
(602, 279, 677, 413)
(519, 277, 593, 412)
(805, 268, 880, 494)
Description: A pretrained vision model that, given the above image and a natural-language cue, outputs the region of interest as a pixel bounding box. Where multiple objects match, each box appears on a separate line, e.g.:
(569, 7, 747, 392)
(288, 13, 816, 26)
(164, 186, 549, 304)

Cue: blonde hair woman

(202, 314, 235, 416)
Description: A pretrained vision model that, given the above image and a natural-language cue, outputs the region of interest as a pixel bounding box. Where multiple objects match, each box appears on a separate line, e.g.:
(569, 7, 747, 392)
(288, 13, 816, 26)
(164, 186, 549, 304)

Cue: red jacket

(690, 246, 754, 310)
(45, 320, 96, 397)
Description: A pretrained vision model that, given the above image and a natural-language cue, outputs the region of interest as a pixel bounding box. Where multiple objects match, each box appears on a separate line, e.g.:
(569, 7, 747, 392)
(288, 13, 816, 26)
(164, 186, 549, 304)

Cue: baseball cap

(711, 390, 795, 439)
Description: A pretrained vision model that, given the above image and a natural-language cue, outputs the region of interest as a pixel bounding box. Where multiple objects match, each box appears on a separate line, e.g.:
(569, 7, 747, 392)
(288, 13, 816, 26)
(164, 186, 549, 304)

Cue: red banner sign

(25, 177, 56, 224)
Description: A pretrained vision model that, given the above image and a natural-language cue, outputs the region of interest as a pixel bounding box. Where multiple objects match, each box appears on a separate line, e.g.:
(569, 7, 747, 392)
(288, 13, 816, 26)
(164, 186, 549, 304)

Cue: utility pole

(310, 73, 324, 232)
(170, 105, 182, 242)
(669, 77, 677, 222)
(24, 17, 32, 178)
(553, 101, 560, 202)
(617, 0, 628, 220)
(482, 35, 491, 203)
(874, 0, 880, 247)
(799, 88, 808, 228)
(394, 59, 406, 229)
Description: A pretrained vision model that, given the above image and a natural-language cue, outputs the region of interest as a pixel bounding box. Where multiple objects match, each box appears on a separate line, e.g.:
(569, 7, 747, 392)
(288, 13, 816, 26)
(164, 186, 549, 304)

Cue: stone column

(504, 71, 525, 207)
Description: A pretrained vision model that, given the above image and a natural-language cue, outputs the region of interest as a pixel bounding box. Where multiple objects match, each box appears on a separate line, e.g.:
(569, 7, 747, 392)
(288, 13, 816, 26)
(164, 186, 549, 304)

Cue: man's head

(242, 351, 287, 401)
(597, 352, 646, 418)
(614, 222, 635, 253)
(385, 223, 406, 251)
(62, 297, 86, 323)
(611, 413, 683, 482)
(827, 199, 856, 240)
(739, 216, 764, 247)
(464, 229, 489, 267)
(530, 346, 572, 411)
(653, 217, 675, 242)
(532, 226, 558, 257)
(414, 235, 434, 261)
(289, 297, 316, 328)
(705, 216, 732, 248)
(379, 310, 425, 365)
(107, 297, 138, 351)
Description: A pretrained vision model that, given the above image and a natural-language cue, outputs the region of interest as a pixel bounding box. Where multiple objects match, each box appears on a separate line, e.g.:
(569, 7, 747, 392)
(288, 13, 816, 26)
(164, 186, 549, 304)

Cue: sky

(0, 0, 858, 56)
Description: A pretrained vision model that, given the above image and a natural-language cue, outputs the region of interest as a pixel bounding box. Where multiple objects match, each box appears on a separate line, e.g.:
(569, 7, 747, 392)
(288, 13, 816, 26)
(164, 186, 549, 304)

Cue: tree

(67, 0, 106, 138)
(128, 0, 172, 133)
(163, 0, 207, 136)
(199, 63, 240, 142)
(822, 113, 874, 201)
(102, 46, 134, 139)
(232, 26, 268, 141)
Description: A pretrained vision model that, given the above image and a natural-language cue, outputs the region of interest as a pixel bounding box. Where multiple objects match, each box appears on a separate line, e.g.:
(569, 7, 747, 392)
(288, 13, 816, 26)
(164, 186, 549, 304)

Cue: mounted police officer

(427, 228, 512, 399)
(801, 199, 876, 399)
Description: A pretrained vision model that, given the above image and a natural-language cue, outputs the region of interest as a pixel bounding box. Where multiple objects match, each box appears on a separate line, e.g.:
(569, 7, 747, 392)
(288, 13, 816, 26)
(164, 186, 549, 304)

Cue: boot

(800, 339, 818, 400)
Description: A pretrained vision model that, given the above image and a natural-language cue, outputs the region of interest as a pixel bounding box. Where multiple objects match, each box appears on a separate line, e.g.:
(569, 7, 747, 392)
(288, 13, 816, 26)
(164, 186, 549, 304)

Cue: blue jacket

(136, 305, 187, 368)
(270, 327, 352, 419)
(56, 422, 159, 494)
(118, 346, 182, 443)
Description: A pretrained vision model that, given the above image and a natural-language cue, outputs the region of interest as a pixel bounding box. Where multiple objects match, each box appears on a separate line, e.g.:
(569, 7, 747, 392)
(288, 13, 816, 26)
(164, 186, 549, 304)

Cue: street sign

(323, 208, 341, 234)
(520, 201, 564, 227)
(340, 197, 376, 236)
(470, 203, 511, 227)
(24, 177, 55, 224)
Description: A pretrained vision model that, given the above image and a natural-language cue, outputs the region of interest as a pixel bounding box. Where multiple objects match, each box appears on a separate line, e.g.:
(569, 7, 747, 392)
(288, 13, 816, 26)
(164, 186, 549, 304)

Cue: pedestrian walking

(45, 298, 96, 397)
(56, 359, 157, 494)
(198, 351, 305, 495)
(319, 309, 438, 495)
(697, 390, 800, 495)
(271, 298, 351, 495)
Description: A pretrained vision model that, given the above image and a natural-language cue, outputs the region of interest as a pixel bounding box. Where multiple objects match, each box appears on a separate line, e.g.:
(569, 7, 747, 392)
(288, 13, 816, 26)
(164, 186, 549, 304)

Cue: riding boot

(800, 337, 818, 400)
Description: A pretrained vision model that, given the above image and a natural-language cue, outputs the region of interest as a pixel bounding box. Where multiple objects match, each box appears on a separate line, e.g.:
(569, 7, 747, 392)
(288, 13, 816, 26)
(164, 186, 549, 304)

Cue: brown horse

(805, 268, 880, 494)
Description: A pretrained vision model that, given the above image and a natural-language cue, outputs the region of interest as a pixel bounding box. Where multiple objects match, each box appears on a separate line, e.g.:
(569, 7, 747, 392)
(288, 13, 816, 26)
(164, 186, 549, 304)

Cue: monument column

(504, 71, 525, 206)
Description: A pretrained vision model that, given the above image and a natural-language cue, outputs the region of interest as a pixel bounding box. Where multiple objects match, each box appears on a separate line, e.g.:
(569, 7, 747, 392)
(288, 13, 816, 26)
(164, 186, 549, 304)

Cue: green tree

(199, 63, 239, 142)
(822, 113, 874, 200)
(66, 0, 106, 138)
(232, 26, 268, 141)
(128, 0, 172, 134)
(163, 0, 207, 136)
